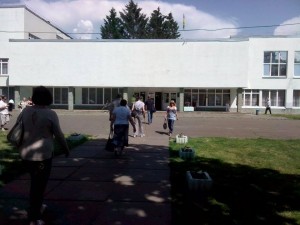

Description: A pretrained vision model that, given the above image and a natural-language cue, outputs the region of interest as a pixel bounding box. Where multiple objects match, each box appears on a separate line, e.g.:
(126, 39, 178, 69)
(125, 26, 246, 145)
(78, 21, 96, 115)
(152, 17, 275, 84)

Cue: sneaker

(133, 134, 136, 138)
(1, 128, 5, 131)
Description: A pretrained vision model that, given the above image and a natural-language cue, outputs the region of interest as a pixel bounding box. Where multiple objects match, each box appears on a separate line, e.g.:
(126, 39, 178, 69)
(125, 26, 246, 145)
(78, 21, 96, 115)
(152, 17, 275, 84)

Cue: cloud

(274, 16, 300, 36)
(18, 0, 239, 39)
(73, 19, 94, 39)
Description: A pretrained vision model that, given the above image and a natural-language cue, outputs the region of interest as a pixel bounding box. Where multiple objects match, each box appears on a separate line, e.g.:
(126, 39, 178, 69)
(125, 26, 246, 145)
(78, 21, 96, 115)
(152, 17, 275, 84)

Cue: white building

(1, 5, 300, 113)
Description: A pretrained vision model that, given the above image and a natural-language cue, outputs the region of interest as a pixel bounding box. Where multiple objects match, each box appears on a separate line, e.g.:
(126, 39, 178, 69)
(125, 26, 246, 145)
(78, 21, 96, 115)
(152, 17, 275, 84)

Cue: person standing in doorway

(18, 86, 70, 225)
(165, 100, 178, 137)
(265, 97, 272, 114)
(132, 96, 145, 137)
(144, 96, 155, 124)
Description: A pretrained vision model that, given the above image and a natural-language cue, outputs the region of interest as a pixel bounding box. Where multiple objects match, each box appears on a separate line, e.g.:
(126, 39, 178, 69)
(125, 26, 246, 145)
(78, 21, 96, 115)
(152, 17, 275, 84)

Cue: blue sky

(0, 0, 299, 39)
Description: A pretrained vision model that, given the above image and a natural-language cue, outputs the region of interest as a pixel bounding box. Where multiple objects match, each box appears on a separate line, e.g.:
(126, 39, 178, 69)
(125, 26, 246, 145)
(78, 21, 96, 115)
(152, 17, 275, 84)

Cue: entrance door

(155, 92, 162, 110)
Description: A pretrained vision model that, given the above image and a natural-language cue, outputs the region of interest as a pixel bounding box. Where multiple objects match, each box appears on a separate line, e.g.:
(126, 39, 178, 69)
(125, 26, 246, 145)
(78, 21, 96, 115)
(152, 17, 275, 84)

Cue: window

(243, 89, 259, 106)
(264, 51, 287, 77)
(83, 88, 122, 104)
(294, 51, 300, 77)
(47, 87, 68, 104)
(262, 90, 285, 107)
(293, 90, 300, 107)
(184, 89, 230, 107)
(0, 58, 8, 75)
(184, 89, 191, 106)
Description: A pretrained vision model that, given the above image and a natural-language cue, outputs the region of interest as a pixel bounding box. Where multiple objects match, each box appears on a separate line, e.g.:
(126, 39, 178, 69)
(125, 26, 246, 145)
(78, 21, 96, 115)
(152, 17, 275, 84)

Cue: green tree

(100, 0, 181, 39)
(100, 8, 125, 39)
(147, 7, 166, 38)
(147, 7, 181, 39)
(119, 0, 148, 39)
(163, 12, 181, 39)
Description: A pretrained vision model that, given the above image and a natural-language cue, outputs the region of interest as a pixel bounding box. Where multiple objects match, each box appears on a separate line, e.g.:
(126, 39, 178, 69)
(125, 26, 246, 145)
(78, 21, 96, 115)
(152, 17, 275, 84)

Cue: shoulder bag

(7, 113, 24, 147)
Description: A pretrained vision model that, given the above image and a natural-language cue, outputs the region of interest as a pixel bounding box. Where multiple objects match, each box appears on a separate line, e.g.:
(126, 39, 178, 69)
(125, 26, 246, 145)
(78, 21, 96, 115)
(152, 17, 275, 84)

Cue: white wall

(8, 39, 249, 88)
(0, 7, 25, 41)
(247, 37, 300, 89)
(0, 6, 71, 41)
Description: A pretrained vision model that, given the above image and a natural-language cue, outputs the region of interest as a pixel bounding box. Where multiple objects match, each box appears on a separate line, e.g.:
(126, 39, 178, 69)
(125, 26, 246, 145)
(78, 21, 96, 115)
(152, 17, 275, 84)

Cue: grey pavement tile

(44, 181, 113, 201)
(92, 202, 171, 225)
(68, 167, 170, 182)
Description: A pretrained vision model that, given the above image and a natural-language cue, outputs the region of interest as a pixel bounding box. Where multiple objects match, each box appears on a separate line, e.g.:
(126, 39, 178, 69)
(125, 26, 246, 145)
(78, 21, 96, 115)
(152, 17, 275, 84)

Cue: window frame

(0, 58, 9, 75)
(263, 51, 287, 77)
(243, 89, 259, 107)
(294, 51, 300, 77)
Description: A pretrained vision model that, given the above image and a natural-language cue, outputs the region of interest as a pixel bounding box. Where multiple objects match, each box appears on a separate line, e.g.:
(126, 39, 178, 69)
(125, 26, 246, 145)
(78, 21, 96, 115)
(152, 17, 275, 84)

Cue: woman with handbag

(18, 86, 70, 225)
(165, 100, 178, 137)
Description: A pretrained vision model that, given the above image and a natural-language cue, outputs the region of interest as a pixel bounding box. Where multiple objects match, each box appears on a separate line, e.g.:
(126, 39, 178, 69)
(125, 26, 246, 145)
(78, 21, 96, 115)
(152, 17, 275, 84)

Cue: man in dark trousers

(144, 96, 155, 124)
(265, 97, 272, 114)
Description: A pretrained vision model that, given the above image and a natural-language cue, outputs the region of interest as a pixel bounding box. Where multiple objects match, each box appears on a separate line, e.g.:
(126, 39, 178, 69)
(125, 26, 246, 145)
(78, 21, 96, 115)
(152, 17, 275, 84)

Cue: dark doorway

(155, 92, 162, 110)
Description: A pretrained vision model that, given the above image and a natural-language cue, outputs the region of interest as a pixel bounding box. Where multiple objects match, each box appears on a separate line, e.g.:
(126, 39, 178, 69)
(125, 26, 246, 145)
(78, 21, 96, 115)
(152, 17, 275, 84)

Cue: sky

(0, 0, 300, 39)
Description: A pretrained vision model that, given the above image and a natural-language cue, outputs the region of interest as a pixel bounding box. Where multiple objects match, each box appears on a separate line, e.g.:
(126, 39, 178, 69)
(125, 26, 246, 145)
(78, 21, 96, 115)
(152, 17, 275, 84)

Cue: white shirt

(0, 100, 8, 115)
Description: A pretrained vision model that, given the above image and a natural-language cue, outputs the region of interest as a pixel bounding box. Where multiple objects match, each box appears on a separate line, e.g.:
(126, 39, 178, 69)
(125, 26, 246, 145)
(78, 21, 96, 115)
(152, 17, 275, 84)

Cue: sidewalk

(0, 112, 171, 225)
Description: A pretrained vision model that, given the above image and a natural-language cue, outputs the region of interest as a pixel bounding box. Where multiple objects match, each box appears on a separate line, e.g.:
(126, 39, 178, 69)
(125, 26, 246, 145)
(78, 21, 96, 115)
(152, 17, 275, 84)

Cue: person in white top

(132, 96, 146, 137)
(0, 95, 9, 131)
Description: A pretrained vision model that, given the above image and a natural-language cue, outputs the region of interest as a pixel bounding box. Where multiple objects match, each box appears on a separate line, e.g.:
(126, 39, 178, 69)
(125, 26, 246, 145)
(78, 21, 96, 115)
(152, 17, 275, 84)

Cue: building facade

(1, 6, 300, 113)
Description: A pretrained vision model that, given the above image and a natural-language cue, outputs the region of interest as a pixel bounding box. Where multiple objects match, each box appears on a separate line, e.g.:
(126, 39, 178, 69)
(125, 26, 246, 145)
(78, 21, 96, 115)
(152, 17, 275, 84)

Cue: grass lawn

(0, 132, 89, 186)
(170, 137, 300, 225)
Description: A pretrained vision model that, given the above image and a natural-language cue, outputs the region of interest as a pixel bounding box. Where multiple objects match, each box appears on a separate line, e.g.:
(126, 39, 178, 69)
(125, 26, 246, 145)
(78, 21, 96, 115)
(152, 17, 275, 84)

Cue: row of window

(243, 89, 300, 107)
(184, 89, 230, 107)
(264, 51, 300, 77)
(46, 87, 124, 105)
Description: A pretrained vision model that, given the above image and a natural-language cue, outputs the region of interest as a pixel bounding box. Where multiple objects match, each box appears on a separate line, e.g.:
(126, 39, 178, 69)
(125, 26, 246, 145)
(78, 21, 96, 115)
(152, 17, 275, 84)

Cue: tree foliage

(100, 0, 180, 39)
(100, 8, 125, 39)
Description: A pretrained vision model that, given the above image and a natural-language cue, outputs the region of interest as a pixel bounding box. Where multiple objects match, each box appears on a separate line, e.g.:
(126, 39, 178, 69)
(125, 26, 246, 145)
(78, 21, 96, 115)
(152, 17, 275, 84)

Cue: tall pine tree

(119, 0, 148, 39)
(147, 7, 165, 39)
(100, 1, 181, 39)
(163, 13, 181, 39)
(100, 8, 125, 39)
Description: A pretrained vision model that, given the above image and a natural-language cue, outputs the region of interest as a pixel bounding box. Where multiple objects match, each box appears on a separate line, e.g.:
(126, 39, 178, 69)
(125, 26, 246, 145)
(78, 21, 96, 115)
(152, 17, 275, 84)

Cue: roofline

(9, 38, 250, 43)
(0, 5, 73, 39)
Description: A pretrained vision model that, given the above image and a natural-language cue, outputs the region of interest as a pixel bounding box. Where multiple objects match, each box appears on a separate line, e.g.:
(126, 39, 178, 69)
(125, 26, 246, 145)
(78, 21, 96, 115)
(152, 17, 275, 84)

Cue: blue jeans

(147, 110, 153, 124)
(167, 119, 175, 134)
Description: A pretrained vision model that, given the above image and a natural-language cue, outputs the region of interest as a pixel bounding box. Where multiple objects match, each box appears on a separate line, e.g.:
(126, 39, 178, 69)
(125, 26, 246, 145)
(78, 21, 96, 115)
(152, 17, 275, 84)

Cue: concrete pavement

(0, 110, 300, 225)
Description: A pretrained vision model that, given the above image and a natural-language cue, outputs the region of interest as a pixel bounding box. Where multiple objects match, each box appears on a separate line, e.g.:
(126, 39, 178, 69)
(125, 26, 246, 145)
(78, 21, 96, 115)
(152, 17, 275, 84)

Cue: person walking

(144, 96, 155, 124)
(0, 95, 10, 131)
(165, 100, 178, 137)
(18, 97, 28, 112)
(108, 93, 122, 121)
(265, 97, 272, 114)
(132, 96, 146, 137)
(110, 99, 136, 156)
(17, 86, 70, 225)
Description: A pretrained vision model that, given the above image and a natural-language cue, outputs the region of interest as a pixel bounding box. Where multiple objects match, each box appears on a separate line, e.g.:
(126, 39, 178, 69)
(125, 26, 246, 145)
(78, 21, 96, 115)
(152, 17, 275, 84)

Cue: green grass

(0, 132, 89, 187)
(170, 137, 300, 225)
(272, 114, 300, 120)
